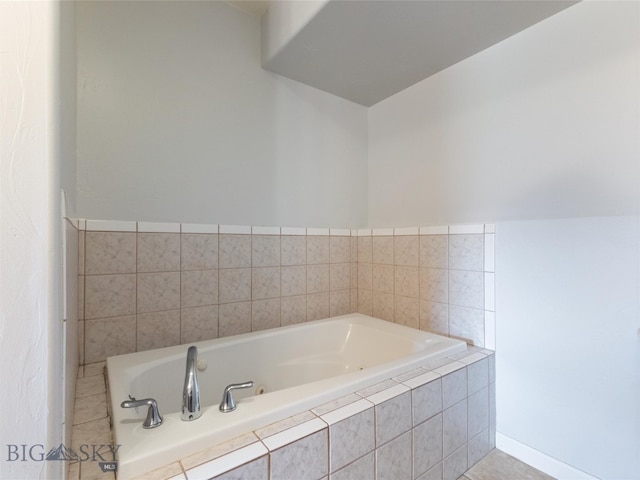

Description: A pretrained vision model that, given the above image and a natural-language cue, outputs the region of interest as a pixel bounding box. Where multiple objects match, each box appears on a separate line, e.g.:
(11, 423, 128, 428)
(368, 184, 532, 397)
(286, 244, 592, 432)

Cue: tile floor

(459, 449, 556, 480)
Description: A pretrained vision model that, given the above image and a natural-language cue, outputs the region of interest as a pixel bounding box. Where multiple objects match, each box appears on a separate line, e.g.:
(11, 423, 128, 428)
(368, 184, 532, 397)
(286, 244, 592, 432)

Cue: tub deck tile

(433, 360, 467, 377)
(321, 398, 373, 426)
(456, 352, 488, 365)
(184, 442, 268, 480)
(129, 462, 184, 480)
(392, 366, 428, 384)
(254, 410, 316, 440)
(355, 379, 398, 398)
(311, 393, 361, 417)
(260, 417, 327, 452)
(366, 383, 410, 406)
(181, 432, 260, 471)
(402, 370, 441, 390)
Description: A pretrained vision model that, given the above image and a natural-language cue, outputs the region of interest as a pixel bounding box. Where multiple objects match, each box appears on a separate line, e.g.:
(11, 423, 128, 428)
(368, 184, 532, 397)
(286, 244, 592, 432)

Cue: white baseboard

(496, 432, 599, 480)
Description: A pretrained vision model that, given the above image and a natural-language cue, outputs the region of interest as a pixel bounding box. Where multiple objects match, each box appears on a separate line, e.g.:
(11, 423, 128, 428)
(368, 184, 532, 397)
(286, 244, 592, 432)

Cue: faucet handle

(121, 398, 163, 429)
(219, 381, 254, 412)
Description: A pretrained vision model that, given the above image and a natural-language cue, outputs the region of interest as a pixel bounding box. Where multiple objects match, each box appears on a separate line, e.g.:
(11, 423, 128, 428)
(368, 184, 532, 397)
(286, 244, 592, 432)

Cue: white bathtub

(107, 313, 466, 479)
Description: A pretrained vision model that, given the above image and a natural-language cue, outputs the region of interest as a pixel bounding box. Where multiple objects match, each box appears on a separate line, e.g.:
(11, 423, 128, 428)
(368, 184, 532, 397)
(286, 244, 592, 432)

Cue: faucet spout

(181, 346, 201, 421)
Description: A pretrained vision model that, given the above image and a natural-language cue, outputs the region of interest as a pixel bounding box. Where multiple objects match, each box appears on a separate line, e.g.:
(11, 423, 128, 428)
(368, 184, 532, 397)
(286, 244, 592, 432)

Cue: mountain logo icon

(45, 444, 80, 461)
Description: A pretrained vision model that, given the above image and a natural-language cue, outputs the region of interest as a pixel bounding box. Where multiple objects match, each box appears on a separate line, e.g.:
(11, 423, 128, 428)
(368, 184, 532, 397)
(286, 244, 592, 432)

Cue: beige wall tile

(219, 302, 251, 337)
(372, 264, 394, 294)
(307, 292, 330, 321)
(420, 268, 448, 303)
(252, 267, 281, 300)
(219, 234, 251, 268)
(307, 264, 330, 294)
(357, 236, 372, 263)
(351, 236, 358, 263)
(449, 234, 484, 271)
(137, 310, 180, 351)
(78, 275, 85, 320)
(219, 268, 251, 304)
(420, 301, 449, 336)
(330, 236, 351, 263)
(449, 306, 484, 346)
(330, 263, 351, 291)
(181, 233, 218, 270)
(350, 263, 358, 289)
(372, 236, 393, 265)
(420, 235, 449, 268)
(252, 235, 280, 267)
(420, 235, 448, 269)
(307, 236, 329, 264)
(281, 236, 306, 266)
(281, 266, 306, 297)
(137, 272, 180, 313)
(181, 270, 218, 307)
(372, 292, 394, 322)
(281, 295, 306, 326)
(395, 266, 419, 298)
(252, 298, 281, 331)
(137, 233, 180, 273)
(394, 295, 419, 329)
(84, 316, 136, 363)
(330, 290, 351, 317)
(351, 289, 358, 313)
(358, 289, 373, 316)
(181, 305, 219, 343)
(358, 263, 373, 290)
(85, 232, 136, 275)
(394, 235, 418, 266)
(84, 274, 136, 319)
(449, 270, 484, 309)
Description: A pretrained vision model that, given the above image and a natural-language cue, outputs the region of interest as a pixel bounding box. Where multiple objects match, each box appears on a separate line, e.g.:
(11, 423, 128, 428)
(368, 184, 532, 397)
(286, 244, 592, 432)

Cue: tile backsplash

(76, 221, 495, 364)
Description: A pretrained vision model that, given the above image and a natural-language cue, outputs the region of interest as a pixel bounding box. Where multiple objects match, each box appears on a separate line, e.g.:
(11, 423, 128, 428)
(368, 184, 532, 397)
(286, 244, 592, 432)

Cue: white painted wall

(367, 2, 640, 478)
(60, 0, 77, 217)
(0, 2, 64, 478)
(497, 216, 640, 479)
(76, 1, 367, 227)
(368, 1, 639, 227)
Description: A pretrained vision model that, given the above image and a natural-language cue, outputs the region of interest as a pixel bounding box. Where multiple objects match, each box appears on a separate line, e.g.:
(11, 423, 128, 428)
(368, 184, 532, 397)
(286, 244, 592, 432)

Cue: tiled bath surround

(77, 221, 495, 364)
(355, 225, 495, 348)
(72, 346, 494, 480)
(77, 222, 357, 364)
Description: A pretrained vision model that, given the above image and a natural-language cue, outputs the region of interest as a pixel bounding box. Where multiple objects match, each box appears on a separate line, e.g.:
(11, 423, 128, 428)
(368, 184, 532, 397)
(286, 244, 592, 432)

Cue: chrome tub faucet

(181, 346, 201, 421)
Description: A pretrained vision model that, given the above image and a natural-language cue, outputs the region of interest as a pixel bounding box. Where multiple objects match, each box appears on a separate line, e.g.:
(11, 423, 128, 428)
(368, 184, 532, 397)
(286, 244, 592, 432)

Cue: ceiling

(260, 1, 578, 106)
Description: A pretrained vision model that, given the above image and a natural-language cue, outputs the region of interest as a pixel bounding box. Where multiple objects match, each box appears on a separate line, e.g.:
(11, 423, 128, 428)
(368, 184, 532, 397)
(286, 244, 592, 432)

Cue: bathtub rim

(107, 314, 468, 479)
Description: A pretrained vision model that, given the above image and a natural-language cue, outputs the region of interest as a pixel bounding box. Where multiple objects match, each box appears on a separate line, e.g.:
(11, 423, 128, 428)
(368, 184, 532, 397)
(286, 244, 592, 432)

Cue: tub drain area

(255, 385, 267, 395)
